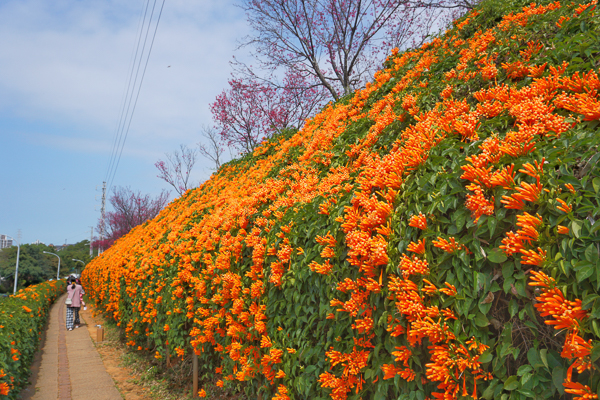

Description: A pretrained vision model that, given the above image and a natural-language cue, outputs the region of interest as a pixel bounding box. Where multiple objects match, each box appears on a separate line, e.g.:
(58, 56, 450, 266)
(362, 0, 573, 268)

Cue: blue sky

(0, 0, 249, 245)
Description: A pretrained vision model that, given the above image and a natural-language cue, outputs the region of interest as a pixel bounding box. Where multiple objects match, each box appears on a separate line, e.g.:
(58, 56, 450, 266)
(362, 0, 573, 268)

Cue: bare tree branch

(235, 0, 451, 100)
(198, 125, 226, 171)
(155, 144, 198, 196)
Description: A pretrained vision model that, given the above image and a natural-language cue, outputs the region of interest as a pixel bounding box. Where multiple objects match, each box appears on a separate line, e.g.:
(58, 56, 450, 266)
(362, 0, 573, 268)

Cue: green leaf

(572, 220, 582, 238)
(540, 349, 549, 369)
(592, 319, 600, 337)
(517, 389, 535, 398)
(552, 367, 566, 395)
(527, 348, 543, 369)
(304, 365, 317, 375)
(593, 177, 600, 194)
(591, 343, 600, 362)
(479, 351, 493, 363)
(455, 212, 466, 231)
(585, 244, 598, 262)
(591, 220, 600, 234)
(576, 265, 594, 283)
(517, 365, 532, 376)
(482, 381, 498, 400)
(488, 217, 498, 239)
(582, 294, 599, 310)
(488, 248, 507, 264)
(509, 299, 519, 318)
(474, 312, 489, 327)
(503, 376, 519, 391)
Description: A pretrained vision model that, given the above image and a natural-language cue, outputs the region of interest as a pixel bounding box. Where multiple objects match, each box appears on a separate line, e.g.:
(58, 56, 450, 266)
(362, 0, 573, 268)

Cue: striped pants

(66, 307, 80, 330)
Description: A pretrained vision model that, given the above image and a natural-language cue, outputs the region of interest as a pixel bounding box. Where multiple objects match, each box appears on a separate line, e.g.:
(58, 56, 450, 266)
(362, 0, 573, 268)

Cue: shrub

(83, 0, 600, 399)
(0, 280, 65, 399)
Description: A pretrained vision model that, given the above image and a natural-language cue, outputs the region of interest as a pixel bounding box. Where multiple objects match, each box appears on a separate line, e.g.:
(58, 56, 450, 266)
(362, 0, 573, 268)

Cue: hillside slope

(83, 0, 600, 399)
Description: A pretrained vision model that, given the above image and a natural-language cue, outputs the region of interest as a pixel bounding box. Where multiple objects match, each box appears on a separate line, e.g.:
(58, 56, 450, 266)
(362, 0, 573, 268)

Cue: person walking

(66, 277, 85, 331)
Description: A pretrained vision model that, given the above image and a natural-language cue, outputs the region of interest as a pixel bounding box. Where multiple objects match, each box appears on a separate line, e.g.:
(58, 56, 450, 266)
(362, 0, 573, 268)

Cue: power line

(105, 0, 151, 185)
(104, 0, 167, 194)
(105, 0, 157, 187)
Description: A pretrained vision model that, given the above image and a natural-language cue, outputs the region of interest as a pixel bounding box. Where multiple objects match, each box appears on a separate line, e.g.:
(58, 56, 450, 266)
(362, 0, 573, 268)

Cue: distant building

(0, 235, 13, 249)
(32, 240, 45, 245)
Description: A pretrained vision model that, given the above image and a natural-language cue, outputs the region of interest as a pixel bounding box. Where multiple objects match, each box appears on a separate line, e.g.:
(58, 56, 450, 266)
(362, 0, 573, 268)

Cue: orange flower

(198, 389, 207, 397)
(490, 164, 515, 189)
(441, 85, 453, 99)
(309, 260, 333, 275)
(273, 384, 290, 400)
(563, 381, 598, 400)
(408, 212, 427, 230)
(518, 158, 544, 179)
(500, 231, 525, 256)
(574, 1, 596, 15)
(439, 282, 457, 296)
(441, 309, 457, 320)
(516, 212, 543, 244)
(520, 247, 546, 266)
(514, 180, 544, 203)
(432, 237, 464, 253)
(557, 225, 569, 235)
(260, 335, 272, 348)
(528, 269, 554, 288)
(533, 288, 587, 331)
(556, 15, 570, 27)
(399, 254, 430, 277)
(556, 198, 572, 213)
(465, 184, 495, 221)
(407, 238, 426, 254)
(0, 382, 9, 396)
(421, 279, 437, 295)
(275, 369, 286, 379)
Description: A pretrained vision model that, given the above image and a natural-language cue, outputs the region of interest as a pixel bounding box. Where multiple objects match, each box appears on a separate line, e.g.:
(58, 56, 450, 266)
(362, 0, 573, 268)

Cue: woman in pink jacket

(66, 277, 85, 331)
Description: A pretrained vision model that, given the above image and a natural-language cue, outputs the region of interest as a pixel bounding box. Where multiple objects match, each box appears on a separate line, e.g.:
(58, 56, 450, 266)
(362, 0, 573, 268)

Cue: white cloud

(0, 0, 250, 152)
(0, 0, 254, 244)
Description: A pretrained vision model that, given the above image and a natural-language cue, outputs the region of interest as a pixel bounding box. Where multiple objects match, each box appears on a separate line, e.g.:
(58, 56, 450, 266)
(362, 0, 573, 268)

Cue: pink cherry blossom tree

(211, 69, 328, 153)
(94, 186, 170, 250)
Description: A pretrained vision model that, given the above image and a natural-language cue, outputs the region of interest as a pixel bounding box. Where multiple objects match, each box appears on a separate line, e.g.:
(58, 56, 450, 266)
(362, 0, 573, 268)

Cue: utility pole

(89, 226, 94, 257)
(100, 181, 106, 254)
(13, 230, 21, 294)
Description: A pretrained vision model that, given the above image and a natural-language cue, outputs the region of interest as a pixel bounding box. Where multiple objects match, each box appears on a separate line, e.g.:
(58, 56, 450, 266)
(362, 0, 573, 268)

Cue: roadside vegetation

(0, 280, 65, 399)
(84, 0, 600, 399)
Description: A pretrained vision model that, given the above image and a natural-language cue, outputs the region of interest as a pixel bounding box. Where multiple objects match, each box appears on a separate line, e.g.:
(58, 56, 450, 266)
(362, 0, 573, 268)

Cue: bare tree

(198, 125, 226, 171)
(155, 144, 198, 196)
(236, 0, 441, 100)
(405, 0, 478, 10)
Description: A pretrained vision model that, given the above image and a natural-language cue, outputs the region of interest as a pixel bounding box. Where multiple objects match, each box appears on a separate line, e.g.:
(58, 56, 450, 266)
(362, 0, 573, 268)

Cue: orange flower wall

(83, 1, 600, 399)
